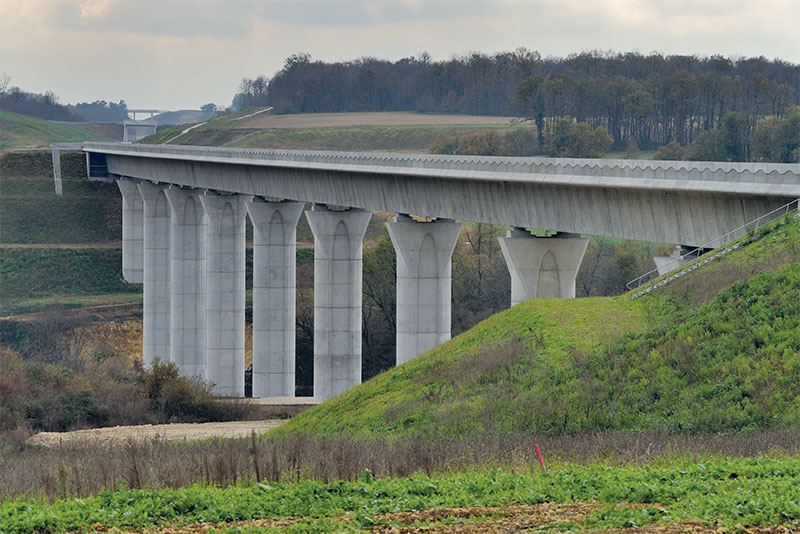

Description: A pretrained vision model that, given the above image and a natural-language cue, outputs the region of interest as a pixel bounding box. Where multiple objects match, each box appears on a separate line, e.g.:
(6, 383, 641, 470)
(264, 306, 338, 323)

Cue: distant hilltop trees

(0, 74, 129, 123)
(235, 50, 800, 159)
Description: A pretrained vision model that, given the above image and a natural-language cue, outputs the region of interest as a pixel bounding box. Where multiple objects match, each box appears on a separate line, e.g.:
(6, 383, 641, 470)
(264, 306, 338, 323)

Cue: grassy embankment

(0, 152, 137, 315)
(0, 111, 103, 150)
(276, 214, 800, 438)
(142, 109, 532, 152)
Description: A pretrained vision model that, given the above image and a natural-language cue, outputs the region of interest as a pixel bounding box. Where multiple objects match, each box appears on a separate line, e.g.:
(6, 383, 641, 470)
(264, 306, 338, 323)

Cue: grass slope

(0, 152, 121, 244)
(138, 110, 529, 152)
(0, 111, 103, 150)
(0, 152, 136, 315)
(278, 216, 800, 438)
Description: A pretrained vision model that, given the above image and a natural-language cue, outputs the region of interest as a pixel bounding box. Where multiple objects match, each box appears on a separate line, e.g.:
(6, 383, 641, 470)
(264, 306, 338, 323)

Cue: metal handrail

(626, 197, 800, 290)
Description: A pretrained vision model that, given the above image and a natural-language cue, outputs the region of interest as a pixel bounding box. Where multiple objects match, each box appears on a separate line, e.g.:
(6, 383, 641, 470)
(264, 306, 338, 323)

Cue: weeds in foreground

(2, 429, 799, 501)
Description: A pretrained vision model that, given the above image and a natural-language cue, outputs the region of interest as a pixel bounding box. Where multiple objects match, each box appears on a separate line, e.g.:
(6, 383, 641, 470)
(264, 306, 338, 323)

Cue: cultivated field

(230, 111, 519, 129)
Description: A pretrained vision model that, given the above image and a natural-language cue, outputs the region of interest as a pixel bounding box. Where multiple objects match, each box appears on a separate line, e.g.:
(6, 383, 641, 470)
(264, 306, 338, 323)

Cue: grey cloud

(47, 0, 498, 38)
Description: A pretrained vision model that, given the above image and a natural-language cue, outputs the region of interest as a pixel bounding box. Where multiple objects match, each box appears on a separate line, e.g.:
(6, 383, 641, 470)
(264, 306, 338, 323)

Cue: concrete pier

(498, 229, 589, 304)
(653, 246, 694, 276)
(117, 179, 144, 284)
(51, 148, 63, 196)
(386, 215, 462, 365)
(306, 205, 372, 401)
(201, 192, 248, 396)
(165, 187, 206, 378)
(137, 182, 172, 366)
(246, 199, 304, 398)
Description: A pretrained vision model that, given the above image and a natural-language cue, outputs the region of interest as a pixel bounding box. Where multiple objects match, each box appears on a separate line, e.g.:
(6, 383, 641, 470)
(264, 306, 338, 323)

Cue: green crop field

(0, 111, 103, 150)
(2, 458, 799, 533)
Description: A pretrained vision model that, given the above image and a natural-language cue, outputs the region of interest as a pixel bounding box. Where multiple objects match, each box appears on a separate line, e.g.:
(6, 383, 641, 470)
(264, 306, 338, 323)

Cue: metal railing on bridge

(627, 197, 800, 298)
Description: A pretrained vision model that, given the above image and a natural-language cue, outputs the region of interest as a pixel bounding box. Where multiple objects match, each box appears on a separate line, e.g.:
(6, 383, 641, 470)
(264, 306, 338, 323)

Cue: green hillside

(138, 109, 526, 152)
(276, 214, 800, 437)
(0, 111, 103, 150)
(0, 152, 121, 244)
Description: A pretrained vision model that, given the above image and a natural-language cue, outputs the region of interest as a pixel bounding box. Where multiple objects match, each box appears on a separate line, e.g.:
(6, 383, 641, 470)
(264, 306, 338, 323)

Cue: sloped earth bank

(75, 504, 796, 533)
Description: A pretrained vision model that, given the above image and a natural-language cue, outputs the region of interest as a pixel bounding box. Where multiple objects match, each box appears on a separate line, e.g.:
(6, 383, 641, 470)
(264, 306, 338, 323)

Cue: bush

(456, 130, 506, 156)
(652, 141, 686, 160)
(547, 119, 614, 158)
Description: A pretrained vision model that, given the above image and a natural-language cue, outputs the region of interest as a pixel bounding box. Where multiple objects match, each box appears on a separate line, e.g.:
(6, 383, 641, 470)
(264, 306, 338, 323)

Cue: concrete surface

(387, 215, 462, 364)
(165, 187, 207, 379)
(498, 229, 589, 303)
(247, 199, 304, 398)
(117, 179, 144, 284)
(201, 192, 247, 396)
(306, 205, 372, 402)
(87, 143, 799, 247)
(137, 181, 171, 366)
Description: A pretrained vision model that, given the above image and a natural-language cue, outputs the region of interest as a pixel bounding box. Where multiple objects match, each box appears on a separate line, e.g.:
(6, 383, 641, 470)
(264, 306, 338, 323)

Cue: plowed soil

(234, 111, 518, 130)
(78, 503, 796, 533)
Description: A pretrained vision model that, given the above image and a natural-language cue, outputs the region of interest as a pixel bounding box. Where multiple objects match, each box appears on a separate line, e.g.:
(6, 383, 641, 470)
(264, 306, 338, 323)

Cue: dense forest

(237, 50, 800, 157)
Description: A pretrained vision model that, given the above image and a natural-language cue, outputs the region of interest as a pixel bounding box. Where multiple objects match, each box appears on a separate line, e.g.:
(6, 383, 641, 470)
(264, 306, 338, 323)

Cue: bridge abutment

(117, 179, 144, 284)
(201, 192, 248, 396)
(165, 187, 207, 379)
(498, 229, 589, 304)
(247, 199, 304, 398)
(137, 182, 172, 366)
(306, 205, 372, 402)
(387, 215, 462, 365)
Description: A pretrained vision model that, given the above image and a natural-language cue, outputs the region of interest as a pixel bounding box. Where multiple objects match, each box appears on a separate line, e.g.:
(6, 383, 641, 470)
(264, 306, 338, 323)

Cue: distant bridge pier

(117, 179, 144, 283)
(201, 193, 248, 396)
(498, 229, 589, 304)
(138, 182, 172, 367)
(306, 205, 372, 402)
(387, 215, 462, 365)
(247, 199, 304, 398)
(165, 187, 207, 379)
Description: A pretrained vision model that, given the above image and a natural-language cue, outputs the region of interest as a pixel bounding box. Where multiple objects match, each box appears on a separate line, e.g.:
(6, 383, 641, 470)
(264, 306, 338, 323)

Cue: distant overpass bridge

(82, 142, 800, 400)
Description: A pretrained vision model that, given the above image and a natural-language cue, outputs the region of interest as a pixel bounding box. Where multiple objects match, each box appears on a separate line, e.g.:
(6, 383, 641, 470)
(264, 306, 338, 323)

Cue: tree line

(0, 75, 130, 122)
(236, 50, 799, 158)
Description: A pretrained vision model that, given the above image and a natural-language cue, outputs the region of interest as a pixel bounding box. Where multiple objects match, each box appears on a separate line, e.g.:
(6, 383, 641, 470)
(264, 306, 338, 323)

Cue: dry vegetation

(3, 429, 798, 501)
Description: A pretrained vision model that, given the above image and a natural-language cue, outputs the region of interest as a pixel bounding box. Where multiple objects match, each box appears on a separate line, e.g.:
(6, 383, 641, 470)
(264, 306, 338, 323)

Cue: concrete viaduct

(82, 142, 799, 401)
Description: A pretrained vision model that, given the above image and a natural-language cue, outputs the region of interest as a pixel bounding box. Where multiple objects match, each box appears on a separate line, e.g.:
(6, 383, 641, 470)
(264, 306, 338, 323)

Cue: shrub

(653, 141, 686, 160)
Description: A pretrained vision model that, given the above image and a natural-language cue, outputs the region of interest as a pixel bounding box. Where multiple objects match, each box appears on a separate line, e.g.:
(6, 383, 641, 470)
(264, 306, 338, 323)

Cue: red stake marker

(534, 444, 546, 471)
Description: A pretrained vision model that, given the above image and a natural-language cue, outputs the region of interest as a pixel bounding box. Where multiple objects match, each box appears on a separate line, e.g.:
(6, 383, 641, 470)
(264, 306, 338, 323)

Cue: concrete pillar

(137, 182, 171, 367)
(386, 215, 462, 365)
(117, 179, 144, 284)
(51, 148, 62, 196)
(305, 205, 372, 402)
(246, 199, 304, 398)
(498, 229, 589, 304)
(165, 187, 206, 378)
(200, 192, 247, 396)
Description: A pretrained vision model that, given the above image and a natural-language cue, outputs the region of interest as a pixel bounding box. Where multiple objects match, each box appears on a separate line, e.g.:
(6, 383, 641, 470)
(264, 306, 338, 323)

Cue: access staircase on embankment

(627, 198, 800, 300)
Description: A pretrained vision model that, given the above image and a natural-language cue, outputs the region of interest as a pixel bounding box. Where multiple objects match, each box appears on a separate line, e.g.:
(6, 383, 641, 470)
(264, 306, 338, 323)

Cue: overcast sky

(1, 0, 798, 110)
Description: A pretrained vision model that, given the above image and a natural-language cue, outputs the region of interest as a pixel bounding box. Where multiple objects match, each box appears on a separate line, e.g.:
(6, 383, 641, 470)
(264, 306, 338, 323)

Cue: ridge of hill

(275, 214, 800, 438)
(139, 109, 528, 152)
(0, 111, 104, 150)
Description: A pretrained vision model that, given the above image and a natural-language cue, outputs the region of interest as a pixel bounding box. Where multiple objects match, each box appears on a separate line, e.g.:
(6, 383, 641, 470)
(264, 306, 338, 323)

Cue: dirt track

(28, 419, 285, 447)
(87, 503, 795, 533)
(235, 111, 519, 130)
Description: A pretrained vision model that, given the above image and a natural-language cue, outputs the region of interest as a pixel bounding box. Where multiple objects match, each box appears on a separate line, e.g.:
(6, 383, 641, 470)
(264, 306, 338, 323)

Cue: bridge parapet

(84, 142, 798, 187)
